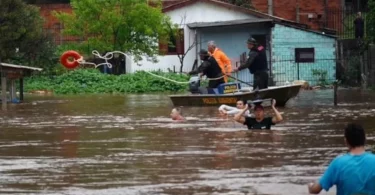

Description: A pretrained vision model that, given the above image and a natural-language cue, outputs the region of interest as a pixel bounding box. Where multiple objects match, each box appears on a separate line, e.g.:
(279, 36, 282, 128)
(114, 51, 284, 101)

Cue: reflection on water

(0, 89, 374, 194)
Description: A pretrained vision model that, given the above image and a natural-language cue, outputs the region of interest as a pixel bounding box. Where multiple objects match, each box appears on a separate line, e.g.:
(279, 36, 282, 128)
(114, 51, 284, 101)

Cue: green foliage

(53, 0, 172, 63)
(342, 12, 368, 39)
(340, 56, 361, 87)
(224, 0, 253, 9)
(312, 69, 329, 86)
(368, 0, 375, 44)
(0, 0, 51, 64)
(25, 69, 190, 94)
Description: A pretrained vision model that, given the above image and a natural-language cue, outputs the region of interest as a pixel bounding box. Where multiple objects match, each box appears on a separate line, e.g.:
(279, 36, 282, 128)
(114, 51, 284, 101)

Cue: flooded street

(0, 89, 374, 195)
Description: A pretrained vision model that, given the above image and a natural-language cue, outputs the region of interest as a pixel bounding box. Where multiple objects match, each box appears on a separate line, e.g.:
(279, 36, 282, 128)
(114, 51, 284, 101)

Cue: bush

(24, 69, 190, 94)
(340, 56, 361, 87)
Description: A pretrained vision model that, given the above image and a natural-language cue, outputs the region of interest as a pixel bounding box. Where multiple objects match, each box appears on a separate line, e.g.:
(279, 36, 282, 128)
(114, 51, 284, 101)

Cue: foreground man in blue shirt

(308, 123, 375, 195)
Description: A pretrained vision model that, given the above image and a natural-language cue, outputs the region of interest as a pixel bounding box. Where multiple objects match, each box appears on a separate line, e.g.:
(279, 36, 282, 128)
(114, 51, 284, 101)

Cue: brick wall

(37, 0, 343, 32)
(251, 0, 342, 30)
(38, 4, 80, 44)
(36, 0, 343, 44)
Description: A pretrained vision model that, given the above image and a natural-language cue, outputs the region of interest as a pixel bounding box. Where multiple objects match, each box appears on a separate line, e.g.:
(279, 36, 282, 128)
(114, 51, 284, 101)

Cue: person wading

(207, 41, 232, 83)
(218, 99, 250, 117)
(170, 107, 185, 121)
(188, 49, 225, 92)
(307, 123, 375, 195)
(233, 99, 282, 130)
(233, 37, 269, 90)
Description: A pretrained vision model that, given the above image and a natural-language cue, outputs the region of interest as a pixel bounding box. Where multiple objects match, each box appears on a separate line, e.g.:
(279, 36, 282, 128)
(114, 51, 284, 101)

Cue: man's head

(247, 37, 257, 50)
(236, 99, 246, 109)
(253, 104, 264, 120)
(344, 123, 366, 149)
(357, 12, 362, 18)
(170, 107, 182, 120)
(199, 49, 210, 61)
(207, 41, 216, 53)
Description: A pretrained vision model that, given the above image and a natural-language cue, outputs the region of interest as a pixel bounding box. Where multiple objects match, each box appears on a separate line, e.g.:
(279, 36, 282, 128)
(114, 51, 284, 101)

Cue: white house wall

(129, 1, 259, 73)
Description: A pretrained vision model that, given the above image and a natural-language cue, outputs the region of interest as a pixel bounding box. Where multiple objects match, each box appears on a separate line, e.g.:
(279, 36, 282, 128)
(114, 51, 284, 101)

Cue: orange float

(60, 50, 82, 69)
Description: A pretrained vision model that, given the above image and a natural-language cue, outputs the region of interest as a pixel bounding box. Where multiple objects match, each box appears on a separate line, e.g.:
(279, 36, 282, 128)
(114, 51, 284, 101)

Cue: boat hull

(169, 84, 302, 107)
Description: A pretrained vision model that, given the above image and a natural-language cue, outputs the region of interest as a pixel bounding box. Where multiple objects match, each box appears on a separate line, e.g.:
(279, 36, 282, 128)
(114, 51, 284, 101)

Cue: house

(163, 0, 368, 33)
(34, 0, 368, 43)
(130, 0, 337, 86)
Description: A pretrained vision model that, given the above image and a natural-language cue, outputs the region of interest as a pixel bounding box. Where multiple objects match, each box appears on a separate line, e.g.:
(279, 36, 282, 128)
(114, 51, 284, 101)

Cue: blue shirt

(319, 152, 375, 195)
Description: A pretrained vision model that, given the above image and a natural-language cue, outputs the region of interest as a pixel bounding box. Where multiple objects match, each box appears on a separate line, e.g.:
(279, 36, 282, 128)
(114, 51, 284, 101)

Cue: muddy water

(0, 89, 374, 195)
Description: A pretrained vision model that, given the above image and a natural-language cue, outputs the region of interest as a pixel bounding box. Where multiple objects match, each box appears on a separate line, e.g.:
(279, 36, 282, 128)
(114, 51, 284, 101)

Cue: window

(295, 48, 315, 63)
(159, 29, 184, 55)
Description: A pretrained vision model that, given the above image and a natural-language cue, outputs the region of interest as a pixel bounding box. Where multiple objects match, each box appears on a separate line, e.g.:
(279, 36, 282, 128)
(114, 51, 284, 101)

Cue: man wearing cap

(233, 99, 283, 130)
(233, 37, 269, 90)
(207, 41, 232, 83)
(188, 49, 225, 90)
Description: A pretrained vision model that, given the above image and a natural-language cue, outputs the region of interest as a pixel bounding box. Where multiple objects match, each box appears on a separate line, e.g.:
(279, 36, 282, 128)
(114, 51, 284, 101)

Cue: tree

(367, 0, 375, 44)
(54, 0, 172, 63)
(165, 14, 197, 73)
(224, 0, 253, 9)
(0, 0, 49, 63)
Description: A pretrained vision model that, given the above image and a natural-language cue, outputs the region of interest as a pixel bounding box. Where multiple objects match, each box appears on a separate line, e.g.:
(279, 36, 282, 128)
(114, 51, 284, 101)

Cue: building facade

(31, 0, 337, 86)
(138, 0, 337, 86)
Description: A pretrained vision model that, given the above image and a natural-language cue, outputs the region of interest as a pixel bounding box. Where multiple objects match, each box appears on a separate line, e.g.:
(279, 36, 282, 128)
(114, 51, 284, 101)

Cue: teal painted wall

(271, 24, 336, 86)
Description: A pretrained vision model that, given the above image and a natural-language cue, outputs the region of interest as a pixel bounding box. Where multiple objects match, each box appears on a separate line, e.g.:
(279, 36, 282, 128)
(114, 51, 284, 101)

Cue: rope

(144, 71, 189, 84)
(75, 50, 141, 68)
(144, 71, 227, 84)
(73, 50, 228, 85)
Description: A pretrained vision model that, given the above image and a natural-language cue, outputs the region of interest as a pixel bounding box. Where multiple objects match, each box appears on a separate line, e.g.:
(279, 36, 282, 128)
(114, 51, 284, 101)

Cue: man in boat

(188, 49, 225, 93)
(233, 99, 282, 129)
(307, 123, 375, 195)
(207, 41, 232, 83)
(233, 37, 269, 90)
(170, 107, 185, 121)
(218, 99, 250, 117)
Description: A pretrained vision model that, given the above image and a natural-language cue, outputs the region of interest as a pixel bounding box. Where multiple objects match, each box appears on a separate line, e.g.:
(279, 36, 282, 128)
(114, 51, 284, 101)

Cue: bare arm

(308, 182, 323, 194)
(238, 51, 258, 71)
(234, 104, 248, 124)
(271, 99, 283, 124)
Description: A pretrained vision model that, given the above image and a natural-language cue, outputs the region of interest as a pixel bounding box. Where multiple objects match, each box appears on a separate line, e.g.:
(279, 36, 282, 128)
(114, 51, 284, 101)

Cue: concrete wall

(198, 23, 271, 86)
(271, 24, 336, 86)
(129, 1, 259, 73)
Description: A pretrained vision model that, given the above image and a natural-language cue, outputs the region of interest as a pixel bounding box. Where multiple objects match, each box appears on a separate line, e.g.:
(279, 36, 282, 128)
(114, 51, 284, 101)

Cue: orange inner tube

(60, 50, 82, 69)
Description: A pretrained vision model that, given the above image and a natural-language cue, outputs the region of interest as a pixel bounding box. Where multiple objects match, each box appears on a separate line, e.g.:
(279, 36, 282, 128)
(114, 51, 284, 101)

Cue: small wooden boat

(169, 83, 303, 107)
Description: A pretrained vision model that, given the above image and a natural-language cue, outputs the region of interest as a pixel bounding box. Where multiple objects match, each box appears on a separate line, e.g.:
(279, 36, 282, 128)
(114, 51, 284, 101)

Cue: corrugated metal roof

(187, 18, 273, 29)
(0, 63, 43, 71)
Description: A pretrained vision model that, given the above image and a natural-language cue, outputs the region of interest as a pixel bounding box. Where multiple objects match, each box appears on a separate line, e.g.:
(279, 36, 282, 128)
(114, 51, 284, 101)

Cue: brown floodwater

(0, 89, 374, 195)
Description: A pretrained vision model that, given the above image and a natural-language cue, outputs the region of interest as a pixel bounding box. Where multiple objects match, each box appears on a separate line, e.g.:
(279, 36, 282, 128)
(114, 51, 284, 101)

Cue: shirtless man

(170, 107, 184, 121)
(218, 99, 250, 117)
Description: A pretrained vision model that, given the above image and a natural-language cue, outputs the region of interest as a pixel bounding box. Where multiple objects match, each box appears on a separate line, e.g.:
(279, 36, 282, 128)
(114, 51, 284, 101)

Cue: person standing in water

(307, 123, 375, 195)
(170, 107, 184, 121)
(218, 99, 250, 117)
(233, 99, 282, 129)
